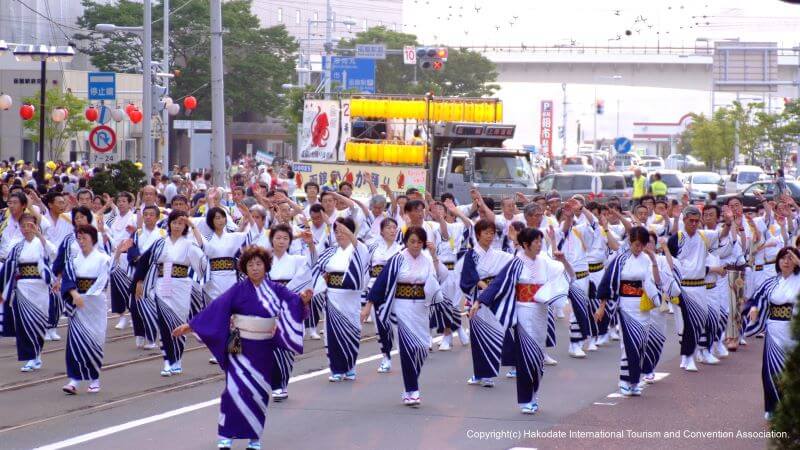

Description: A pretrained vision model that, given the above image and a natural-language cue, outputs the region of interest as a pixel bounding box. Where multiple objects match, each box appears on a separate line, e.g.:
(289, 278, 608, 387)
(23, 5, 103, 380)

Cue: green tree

(712, 108, 736, 168)
(755, 111, 792, 170)
(771, 306, 800, 449)
(74, 0, 298, 120)
(21, 88, 92, 162)
(336, 26, 500, 96)
(88, 160, 146, 196)
(723, 101, 764, 163)
(676, 128, 693, 155)
(687, 113, 726, 170)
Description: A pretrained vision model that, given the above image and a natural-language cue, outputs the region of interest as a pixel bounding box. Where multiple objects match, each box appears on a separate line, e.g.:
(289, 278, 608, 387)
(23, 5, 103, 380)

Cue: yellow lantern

(367, 142, 379, 162)
(386, 143, 398, 164)
(412, 100, 425, 120)
(376, 142, 385, 162)
(357, 142, 368, 162)
(345, 141, 354, 160)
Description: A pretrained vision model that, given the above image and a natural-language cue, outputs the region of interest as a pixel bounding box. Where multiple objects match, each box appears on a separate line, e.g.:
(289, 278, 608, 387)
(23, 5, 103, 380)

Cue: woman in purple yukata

(172, 246, 312, 450)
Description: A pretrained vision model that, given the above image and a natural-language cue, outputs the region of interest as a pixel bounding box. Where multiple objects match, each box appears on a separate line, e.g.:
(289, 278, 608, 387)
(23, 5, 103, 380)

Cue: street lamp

(95, 17, 153, 179)
(12, 44, 75, 184)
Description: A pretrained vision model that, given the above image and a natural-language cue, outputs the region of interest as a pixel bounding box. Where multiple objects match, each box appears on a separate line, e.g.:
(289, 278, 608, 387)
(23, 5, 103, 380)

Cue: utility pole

(142, 0, 153, 179)
(592, 86, 597, 150)
(733, 91, 740, 167)
(561, 83, 567, 156)
(210, 0, 227, 186)
(324, 0, 332, 98)
(162, 0, 170, 172)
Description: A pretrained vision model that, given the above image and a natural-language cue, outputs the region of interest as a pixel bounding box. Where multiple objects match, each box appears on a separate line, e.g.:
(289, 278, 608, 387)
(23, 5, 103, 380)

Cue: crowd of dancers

(0, 172, 797, 450)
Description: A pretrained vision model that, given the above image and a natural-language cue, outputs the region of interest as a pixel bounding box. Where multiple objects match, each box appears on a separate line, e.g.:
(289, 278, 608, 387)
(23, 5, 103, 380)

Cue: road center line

(34, 336, 442, 450)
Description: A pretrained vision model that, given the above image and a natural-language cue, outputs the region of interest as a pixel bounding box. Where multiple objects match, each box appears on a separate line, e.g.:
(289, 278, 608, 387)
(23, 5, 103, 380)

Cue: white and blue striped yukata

(312, 241, 370, 376)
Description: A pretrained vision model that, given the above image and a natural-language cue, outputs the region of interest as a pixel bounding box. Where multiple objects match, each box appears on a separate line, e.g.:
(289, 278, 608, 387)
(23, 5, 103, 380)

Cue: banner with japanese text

(540, 100, 554, 158)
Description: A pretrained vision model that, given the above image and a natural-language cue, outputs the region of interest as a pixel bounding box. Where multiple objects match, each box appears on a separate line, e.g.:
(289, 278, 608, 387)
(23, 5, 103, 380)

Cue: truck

(292, 94, 538, 206)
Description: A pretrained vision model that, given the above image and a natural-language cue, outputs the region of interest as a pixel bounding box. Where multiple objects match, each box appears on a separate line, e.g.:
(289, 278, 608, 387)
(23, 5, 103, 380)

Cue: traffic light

(417, 47, 447, 71)
(596, 100, 604, 115)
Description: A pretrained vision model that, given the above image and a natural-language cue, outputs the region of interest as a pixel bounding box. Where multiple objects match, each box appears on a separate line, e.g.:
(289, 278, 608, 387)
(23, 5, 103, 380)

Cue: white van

(613, 153, 640, 171)
(727, 165, 765, 193)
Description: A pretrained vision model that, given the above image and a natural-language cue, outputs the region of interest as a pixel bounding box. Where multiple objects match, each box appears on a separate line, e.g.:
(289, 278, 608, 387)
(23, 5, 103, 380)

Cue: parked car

(726, 165, 765, 193)
(665, 154, 705, 171)
(598, 173, 631, 207)
(613, 153, 640, 171)
(716, 180, 800, 207)
(561, 156, 593, 173)
(686, 171, 724, 202)
(646, 169, 688, 199)
(538, 173, 601, 199)
(640, 159, 666, 172)
(639, 155, 663, 163)
(583, 151, 610, 172)
(537, 172, 631, 207)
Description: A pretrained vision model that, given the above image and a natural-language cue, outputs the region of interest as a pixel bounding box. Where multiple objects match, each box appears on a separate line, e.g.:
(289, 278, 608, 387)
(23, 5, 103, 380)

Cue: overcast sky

(399, 0, 800, 150)
(402, 0, 800, 49)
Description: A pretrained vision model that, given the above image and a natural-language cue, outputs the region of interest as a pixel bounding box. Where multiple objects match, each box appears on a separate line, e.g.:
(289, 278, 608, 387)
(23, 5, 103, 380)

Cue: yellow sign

(291, 162, 427, 197)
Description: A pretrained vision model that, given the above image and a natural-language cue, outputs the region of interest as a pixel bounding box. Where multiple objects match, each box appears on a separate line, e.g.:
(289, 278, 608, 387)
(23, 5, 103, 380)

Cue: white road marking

(592, 402, 617, 406)
(34, 337, 442, 450)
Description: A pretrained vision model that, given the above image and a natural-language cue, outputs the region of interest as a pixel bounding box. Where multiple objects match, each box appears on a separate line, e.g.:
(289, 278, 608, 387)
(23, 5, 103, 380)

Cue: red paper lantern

(183, 96, 197, 110)
(129, 109, 143, 124)
(125, 103, 137, 116)
(85, 106, 99, 122)
(19, 104, 35, 120)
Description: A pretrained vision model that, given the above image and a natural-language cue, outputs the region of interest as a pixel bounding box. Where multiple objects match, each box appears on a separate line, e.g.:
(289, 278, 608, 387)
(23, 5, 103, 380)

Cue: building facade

(0, 55, 144, 162)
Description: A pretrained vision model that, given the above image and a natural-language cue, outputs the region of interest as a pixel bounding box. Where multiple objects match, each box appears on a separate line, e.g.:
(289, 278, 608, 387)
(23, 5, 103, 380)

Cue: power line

(12, 0, 91, 37)
(152, 0, 197, 25)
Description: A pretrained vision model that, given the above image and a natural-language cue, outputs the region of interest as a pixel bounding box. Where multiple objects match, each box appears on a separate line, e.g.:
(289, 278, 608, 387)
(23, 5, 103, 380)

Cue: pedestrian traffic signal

(417, 47, 448, 71)
(596, 100, 605, 115)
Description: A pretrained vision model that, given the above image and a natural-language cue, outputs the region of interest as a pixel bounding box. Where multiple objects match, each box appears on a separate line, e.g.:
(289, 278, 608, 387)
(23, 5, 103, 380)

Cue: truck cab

(430, 122, 537, 205)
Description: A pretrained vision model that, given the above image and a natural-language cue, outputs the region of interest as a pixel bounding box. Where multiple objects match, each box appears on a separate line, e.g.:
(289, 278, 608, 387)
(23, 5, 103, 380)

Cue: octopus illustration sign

(299, 99, 340, 162)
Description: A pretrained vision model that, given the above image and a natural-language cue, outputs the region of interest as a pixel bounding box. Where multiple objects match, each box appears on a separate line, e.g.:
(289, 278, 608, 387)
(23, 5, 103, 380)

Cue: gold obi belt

(76, 277, 97, 294)
(209, 257, 236, 271)
(395, 283, 425, 300)
(17, 263, 40, 280)
(157, 263, 190, 278)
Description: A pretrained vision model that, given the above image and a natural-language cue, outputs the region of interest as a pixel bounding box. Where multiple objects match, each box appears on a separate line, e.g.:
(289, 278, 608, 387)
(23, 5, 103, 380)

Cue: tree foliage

(336, 26, 500, 97)
(770, 304, 800, 449)
(685, 99, 800, 171)
(686, 113, 726, 170)
(88, 160, 146, 196)
(21, 88, 92, 162)
(74, 0, 298, 120)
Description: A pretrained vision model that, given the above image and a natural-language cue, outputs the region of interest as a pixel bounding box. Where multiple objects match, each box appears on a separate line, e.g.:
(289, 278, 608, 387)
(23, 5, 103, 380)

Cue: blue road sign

(323, 57, 376, 93)
(96, 105, 112, 125)
(88, 72, 116, 100)
(614, 136, 632, 154)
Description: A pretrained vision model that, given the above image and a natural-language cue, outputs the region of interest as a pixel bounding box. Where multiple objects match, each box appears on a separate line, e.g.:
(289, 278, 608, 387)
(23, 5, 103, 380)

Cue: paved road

(0, 310, 774, 450)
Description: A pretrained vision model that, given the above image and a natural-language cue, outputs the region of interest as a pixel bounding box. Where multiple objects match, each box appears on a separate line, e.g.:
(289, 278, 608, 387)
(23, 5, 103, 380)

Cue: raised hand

(300, 289, 313, 305)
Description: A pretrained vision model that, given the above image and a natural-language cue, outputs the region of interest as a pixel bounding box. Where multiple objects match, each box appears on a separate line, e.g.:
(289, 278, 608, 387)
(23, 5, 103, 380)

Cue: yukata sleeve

(477, 259, 514, 309)
(189, 284, 237, 370)
(271, 281, 308, 354)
